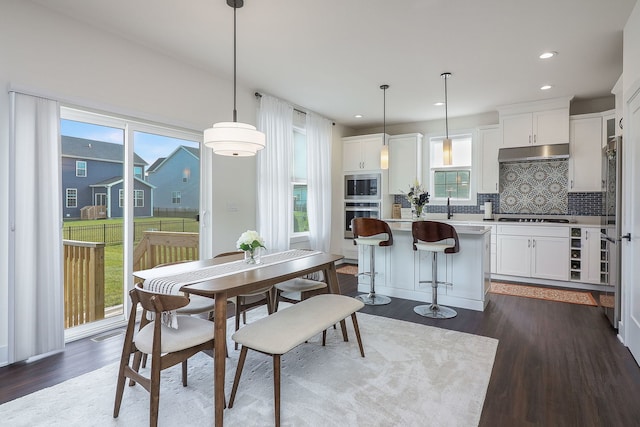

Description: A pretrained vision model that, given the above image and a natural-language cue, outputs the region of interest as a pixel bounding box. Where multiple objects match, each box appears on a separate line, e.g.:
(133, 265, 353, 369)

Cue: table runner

(143, 249, 320, 327)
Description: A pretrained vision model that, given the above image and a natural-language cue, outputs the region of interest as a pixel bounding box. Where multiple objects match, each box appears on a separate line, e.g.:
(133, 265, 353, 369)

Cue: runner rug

(490, 282, 597, 306)
(1, 308, 498, 427)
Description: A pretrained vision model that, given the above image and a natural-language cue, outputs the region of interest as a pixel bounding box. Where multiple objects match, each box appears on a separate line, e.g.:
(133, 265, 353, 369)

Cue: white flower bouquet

(236, 230, 266, 252)
(236, 230, 266, 264)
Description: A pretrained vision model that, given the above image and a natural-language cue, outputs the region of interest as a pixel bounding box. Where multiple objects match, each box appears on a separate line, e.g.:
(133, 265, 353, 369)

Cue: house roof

(146, 157, 166, 174)
(62, 136, 147, 166)
(146, 145, 200, 174)
(89, 176, 155, 189)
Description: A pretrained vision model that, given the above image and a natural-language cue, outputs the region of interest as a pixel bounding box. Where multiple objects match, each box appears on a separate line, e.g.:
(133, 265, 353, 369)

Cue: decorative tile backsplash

(499, 160, 568, 214)
(392, 159, 602, 216)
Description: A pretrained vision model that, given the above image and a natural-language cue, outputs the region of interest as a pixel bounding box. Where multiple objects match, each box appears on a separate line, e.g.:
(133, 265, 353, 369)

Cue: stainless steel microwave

(344, 173, 381, 199)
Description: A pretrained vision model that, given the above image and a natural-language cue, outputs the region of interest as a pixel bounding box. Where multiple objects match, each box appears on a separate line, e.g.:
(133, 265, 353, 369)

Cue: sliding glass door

(60, 107, 201, 340)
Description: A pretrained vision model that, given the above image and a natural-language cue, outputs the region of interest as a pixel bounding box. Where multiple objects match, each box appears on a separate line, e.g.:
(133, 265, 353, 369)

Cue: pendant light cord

(232, 4, 238, 122)
(444, 74, 449, 139)
(381, 84, 389, 144)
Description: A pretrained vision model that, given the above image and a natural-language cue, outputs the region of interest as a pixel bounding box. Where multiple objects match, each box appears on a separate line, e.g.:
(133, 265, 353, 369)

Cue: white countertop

(384, 214, 603, 227)
(385, 220, 491, 235)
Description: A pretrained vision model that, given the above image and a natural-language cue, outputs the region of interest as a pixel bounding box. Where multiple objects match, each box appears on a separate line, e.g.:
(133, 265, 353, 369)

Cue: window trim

(66, 188, 78, 208)
(134, 189, 144, 208)
(75, 160, 87, 177)
(425, 130, 478, 205)
(171, 190, 182, 205)
(291, 126, 309, 237)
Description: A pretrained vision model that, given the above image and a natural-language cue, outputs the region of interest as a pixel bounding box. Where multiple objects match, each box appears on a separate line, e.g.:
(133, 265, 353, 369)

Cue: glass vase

(413, 205, 423, 220)
(244, 247, 262, 264)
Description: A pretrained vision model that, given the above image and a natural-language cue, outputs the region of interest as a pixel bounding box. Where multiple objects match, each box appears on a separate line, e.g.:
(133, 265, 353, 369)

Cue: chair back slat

(412, 221, 460, 254)
(134, 285, 190, 313)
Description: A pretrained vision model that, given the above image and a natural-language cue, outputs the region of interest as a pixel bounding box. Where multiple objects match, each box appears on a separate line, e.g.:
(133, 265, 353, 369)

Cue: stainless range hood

(498, 144, 570, 163)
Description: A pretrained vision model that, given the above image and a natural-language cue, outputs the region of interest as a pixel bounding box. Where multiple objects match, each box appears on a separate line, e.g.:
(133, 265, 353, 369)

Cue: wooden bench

(228, 294, 366, 427)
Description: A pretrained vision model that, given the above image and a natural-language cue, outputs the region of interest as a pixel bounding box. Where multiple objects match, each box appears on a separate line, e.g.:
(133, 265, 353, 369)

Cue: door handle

(621, 233, 631, 241)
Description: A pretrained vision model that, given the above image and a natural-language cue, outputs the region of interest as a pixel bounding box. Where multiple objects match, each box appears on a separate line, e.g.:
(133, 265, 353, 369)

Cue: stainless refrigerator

(601, 130, 622, 328)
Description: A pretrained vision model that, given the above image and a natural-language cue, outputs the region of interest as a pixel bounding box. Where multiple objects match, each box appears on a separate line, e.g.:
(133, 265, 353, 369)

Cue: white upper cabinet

(569, 113, 605, 192)
(342, 134, 385, 172)
(478, 126, 500, 193)
(498, 97, 571, 148)
(388, 133, 423, 194)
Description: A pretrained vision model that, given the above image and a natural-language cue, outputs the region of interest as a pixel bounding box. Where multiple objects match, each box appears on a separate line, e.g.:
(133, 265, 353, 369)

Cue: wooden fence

(133, 231, 199, 271)
(63, 240, 105, 328)
(63, 232, 198, 329)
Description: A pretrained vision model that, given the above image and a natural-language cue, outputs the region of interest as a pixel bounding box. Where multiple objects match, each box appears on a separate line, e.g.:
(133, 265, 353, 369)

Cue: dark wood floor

(2, 273, 639, 426)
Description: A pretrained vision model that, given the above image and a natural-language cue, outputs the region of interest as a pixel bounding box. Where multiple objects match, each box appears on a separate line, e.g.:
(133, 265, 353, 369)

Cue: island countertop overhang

(383, 220, 492, 236)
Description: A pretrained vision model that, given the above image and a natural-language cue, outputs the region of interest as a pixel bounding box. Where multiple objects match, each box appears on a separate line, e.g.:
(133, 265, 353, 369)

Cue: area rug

(336, 263, 358, 275)
(490, 282, 597, 306)
(0, 307, 498, 427)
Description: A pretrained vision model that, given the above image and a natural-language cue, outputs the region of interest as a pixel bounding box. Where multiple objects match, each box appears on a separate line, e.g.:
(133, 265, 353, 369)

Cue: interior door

(625, 86, 640, 364)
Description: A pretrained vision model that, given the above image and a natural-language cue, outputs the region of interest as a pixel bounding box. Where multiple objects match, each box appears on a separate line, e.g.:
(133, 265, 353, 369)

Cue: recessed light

(540, 85, 553, 90)
(539, 51, 557, 59)
(354, 114, 363, 118)
(434, 102, 444, 106)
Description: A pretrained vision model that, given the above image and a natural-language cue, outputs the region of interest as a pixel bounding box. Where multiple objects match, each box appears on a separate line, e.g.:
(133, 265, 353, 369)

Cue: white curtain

(256, 95, 294, 252)
(8, 92, 64, 362)
(306, 113, 333, 252)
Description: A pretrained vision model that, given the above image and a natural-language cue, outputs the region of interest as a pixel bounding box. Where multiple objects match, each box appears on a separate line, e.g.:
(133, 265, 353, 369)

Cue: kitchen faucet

(447, 197, 453, 219)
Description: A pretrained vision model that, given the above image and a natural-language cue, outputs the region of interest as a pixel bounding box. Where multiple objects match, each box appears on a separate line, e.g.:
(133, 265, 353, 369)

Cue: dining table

(133, 250, 345, 426)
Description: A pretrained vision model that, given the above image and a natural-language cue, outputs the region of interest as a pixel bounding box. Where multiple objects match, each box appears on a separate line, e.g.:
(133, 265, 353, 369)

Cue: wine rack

(569, 227, 608, 284)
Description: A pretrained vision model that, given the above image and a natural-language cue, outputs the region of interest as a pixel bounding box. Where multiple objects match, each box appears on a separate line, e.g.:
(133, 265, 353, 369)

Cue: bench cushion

(232, 294, 364, 355)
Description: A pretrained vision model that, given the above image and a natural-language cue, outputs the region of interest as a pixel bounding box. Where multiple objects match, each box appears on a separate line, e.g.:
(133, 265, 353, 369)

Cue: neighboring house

(61, 136, 152, 218)
(146, 145, 199, 213)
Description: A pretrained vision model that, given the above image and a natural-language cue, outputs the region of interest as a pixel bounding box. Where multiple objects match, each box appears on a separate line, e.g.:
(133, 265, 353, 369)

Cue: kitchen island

(355, 220, 492, 311)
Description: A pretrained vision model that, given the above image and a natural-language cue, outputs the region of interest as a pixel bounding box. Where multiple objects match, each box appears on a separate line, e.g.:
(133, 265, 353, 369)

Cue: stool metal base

(413, 304, 457, 319)
(356, 293, 391, 306)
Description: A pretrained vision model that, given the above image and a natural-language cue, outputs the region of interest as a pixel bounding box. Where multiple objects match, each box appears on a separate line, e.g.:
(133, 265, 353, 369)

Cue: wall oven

(344, 201, 380, 238)
(344, 173, 381, 199)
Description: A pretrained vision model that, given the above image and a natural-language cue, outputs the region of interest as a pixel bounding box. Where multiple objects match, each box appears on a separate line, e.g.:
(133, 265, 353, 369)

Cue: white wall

(0, 0, 263, 365)
(351, 111, 499, 137)
(623, 3, 640, 97)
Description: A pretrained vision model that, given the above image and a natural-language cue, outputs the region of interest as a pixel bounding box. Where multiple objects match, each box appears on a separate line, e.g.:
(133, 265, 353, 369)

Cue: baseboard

(0, 344, 8, 367)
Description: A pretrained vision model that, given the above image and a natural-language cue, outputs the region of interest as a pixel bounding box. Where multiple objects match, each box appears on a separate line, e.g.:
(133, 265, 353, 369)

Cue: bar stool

(351, 217, 393, 305)
(412, 221, 459, 319)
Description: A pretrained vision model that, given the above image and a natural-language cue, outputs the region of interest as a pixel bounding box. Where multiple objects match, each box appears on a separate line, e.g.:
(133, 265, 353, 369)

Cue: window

(429, 133, 474, 202)
(133, 166, 143, 180)
(292, 126, 309, 233)
(119, 189, 124, 208)
(172, 191, 181, 204)
(134, 190, 144, 207)
(66, 188, 77, 208)
(182, 168, 190, 183)
(76, 160, 87, 177)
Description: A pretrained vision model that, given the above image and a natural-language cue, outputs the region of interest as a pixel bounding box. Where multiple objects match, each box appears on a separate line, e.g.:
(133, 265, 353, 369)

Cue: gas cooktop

(498, 217, 570, 223)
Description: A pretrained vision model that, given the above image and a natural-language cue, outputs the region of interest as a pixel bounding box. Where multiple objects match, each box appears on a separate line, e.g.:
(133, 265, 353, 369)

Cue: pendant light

(441, 72, 452, 166)
(204, 0, 265, 156)
(380, 84, 389, 170)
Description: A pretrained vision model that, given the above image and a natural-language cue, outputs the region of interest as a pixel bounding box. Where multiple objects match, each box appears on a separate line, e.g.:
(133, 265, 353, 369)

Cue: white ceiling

(31, 0, 636, 129)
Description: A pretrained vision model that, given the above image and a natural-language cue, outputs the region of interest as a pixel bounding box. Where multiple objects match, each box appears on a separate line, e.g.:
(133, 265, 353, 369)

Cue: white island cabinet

(356, 220, 492, 311)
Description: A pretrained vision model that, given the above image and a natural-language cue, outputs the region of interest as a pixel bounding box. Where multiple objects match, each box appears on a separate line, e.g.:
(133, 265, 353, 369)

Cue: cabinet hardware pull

(534, 134, 537, 143)
(529, 135, 531, 144)
(533, 239, 536, 248)
(528, 239, 531, 248)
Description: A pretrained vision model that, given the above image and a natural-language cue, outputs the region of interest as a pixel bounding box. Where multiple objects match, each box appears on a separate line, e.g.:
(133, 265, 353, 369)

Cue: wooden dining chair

(214, 251, 275, 350)
(113, 284, 215, 427)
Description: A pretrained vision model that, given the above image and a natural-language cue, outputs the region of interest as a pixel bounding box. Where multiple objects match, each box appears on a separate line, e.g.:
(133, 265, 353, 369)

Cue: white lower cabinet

(496, 225, 569, 281)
